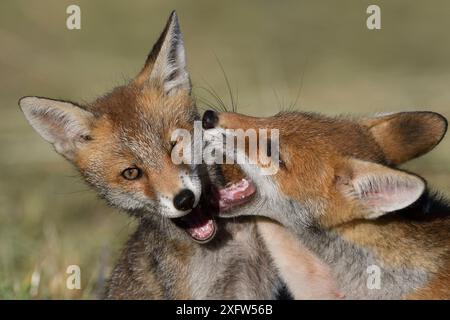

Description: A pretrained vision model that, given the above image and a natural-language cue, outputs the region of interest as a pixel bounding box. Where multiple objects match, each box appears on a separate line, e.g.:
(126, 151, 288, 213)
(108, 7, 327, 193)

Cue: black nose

(202, 110, 218, 129)
(173, 189, 196, 211)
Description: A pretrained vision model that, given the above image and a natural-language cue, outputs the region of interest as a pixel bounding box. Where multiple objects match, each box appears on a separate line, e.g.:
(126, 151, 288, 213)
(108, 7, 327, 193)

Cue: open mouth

(173, 199, 218, 244)
(172, 178, 256, 243)
(218, 178, 256, 212)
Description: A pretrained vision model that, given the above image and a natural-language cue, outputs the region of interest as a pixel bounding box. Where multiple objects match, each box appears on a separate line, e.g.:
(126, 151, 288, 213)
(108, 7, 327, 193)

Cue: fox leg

(257, 218, 343, 299)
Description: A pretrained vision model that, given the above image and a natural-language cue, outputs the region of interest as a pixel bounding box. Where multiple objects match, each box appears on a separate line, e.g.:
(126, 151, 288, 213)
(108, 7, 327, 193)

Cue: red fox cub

(18, 12, 287, 299)
(203, 109, 450, 299)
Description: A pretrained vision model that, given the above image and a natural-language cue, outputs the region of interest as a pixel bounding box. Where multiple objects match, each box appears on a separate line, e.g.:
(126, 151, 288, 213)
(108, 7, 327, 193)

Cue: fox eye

(122, 167, 142, 180)
(264, 138, 285, 170)
(279, 158, 286, 169)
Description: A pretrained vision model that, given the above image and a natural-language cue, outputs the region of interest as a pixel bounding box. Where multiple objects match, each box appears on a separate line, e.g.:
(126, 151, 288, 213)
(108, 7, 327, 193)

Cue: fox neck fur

(283, 191, 450, 299)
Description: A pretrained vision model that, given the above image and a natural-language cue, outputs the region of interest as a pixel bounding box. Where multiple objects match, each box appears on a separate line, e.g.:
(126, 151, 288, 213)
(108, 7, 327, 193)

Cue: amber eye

(122, 167, 142, 180)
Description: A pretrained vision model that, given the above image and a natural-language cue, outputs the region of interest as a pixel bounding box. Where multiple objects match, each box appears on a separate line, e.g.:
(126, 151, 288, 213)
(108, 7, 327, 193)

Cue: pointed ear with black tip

(336, 159, 425, 219)
(361, 111, 448, 165)
(135, 11, 190, 95)
(19, 96, 94, 161)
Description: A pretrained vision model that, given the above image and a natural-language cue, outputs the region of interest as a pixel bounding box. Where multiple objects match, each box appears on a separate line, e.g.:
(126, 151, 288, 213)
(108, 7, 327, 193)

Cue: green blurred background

(1, 0, 449, 299)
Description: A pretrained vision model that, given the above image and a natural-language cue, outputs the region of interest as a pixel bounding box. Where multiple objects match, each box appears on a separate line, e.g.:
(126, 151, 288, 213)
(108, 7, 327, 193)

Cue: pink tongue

(218, 178, 256, 211)
(187, 219, 215, 241)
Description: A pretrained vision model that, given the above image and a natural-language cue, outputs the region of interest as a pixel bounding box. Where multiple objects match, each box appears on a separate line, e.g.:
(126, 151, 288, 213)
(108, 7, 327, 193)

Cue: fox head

(19, 12, 204, 221)
(203, 110, 447, 228)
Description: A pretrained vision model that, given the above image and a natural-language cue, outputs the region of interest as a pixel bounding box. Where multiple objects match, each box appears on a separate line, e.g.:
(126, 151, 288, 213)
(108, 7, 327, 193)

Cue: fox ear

(361, 111, 447, 165)
(19, 96, 94, 161)
(135, 11, 190, 95)
(337, 159, 425, 219)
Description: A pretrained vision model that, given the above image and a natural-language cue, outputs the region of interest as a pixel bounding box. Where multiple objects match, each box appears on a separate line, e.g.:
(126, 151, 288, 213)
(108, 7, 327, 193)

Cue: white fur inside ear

(150, 13, 190, 95)
(353, 172, 425, 215)
(19, 96, 93, 159)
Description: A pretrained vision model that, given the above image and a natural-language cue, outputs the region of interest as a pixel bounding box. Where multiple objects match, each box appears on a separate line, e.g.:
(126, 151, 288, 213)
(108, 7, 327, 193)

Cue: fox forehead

(78, 84, 196, 167)
(90, 84, 196, 128)
(271, 112, 386, 163)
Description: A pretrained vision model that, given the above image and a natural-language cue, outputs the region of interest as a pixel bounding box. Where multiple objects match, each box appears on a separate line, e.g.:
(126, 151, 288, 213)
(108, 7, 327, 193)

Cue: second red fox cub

(203, 109, 449, 299)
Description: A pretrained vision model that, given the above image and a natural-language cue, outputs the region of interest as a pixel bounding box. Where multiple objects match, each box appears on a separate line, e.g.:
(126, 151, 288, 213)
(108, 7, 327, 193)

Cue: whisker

(214, 55, 238, 113)
(289, 57, 309, 110)
(195, 86, 228, 112)
(195, 95, 227, 113)
(204, 84, 229, 112)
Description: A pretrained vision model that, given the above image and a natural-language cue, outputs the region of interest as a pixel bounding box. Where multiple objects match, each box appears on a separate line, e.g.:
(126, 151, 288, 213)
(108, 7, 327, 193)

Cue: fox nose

(202, 110, 218, 129)
(173, 189, 196, 211)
